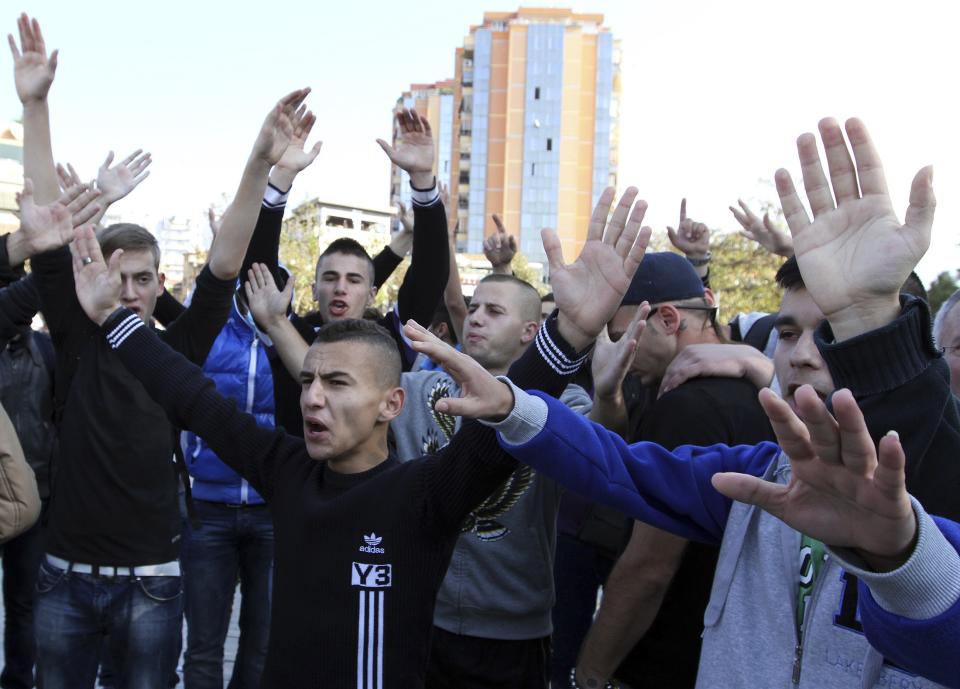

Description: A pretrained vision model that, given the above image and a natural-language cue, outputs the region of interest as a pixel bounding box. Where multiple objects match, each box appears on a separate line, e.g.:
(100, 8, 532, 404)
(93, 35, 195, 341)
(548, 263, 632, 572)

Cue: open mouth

(304, 418, 330, 439)
(329, 300, 349, 318)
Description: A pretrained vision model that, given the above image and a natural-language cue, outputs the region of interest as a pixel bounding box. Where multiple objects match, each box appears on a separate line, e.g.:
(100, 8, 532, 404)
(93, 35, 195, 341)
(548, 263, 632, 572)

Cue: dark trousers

(549, 533, 615, 688)
(181, 500, 273, 689)
(425, 626, 550, 689)
(1, 516, 45, 689)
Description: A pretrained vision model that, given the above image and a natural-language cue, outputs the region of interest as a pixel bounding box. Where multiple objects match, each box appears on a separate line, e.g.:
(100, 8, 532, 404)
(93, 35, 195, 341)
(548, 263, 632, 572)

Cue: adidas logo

(359, 532, 385, 554)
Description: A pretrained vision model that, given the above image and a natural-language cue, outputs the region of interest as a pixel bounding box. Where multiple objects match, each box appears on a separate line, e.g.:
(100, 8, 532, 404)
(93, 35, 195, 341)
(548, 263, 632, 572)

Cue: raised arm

(55, 150, 153, 227)
(207, 88, 309, 280)
(0, 275, 41, 348)
(440, 185, 468, 344)
(484, 214, 517, 276)
(8, 13, 59, 204)
(377, 108, 449, 331)
(68, 226, 303, 497)
(245, 263, 309, 379)
(666, 198, 711, 281)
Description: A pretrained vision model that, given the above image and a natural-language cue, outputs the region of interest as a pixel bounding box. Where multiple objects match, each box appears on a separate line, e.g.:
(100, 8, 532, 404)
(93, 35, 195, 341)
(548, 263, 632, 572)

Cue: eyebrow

(299, 369, 355, 382)
(773, 315, 799, 329)
(321, 270, 366, 280)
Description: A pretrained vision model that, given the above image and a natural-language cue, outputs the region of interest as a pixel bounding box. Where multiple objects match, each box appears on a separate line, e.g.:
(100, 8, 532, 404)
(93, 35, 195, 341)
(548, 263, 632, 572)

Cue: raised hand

(244, 263, 293, 330)
(484, 214, 517, 273)
(96, 150, 152, 204)
(376, 108, 435, 189)
(729, 199, 793, 257)
(251, 88, 310, 166)
(69, 225, 122, 326)
(55, 162, 82, 193)
(545, 187, 652, 351)
(403, 320, 514, 420)
(775, 118, 934, 340)
(12, 178, 101, 259)
(712, 385, 915, 571)
(592, 302, 650, 400)
(207, 206, 222, 239)
(389, 201, 415, 257)
(275, 106, 323, 174)
(666, 198, 710, 259)
(7, 13, 57, 104)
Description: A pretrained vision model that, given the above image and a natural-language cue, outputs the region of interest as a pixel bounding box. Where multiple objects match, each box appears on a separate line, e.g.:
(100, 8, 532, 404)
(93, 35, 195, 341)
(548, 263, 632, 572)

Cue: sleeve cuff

(103, 307, 145, 349)
(826, 497, 960, 620)
(816, 296, 940, 396)
(479, 377, 548, 445)
(263, 182, 289, 210)
(536, 311, 591, 377)
(410, 180, 439, 207)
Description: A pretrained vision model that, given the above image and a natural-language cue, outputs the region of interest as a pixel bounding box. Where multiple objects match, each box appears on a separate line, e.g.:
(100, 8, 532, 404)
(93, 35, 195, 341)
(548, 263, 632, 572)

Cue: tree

(928, 270, 960, 314)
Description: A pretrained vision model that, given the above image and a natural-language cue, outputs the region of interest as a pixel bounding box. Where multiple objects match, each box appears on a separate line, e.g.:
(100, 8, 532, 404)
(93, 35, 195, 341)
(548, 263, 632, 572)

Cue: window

(546, 138, 552, 151)
(534, 87, 540, 100)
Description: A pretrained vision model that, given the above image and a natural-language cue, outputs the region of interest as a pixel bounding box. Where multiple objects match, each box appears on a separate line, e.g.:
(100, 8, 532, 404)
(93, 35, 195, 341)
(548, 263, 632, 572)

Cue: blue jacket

(183, 298, 274, 505)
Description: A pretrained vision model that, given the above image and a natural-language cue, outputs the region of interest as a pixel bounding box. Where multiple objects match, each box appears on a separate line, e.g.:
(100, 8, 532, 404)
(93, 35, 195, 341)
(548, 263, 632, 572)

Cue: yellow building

(391, 10, 620, 266)
(456, 9, 620, 265)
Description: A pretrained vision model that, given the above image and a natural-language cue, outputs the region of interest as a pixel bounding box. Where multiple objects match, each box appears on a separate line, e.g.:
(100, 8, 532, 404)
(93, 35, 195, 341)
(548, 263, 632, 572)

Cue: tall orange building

(392, 9, 620, 265)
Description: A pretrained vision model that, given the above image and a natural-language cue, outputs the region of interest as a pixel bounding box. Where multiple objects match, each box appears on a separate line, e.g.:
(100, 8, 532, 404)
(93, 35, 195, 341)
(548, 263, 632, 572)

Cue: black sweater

(30, 247, 235, 565)
(101, 307, 583, 689)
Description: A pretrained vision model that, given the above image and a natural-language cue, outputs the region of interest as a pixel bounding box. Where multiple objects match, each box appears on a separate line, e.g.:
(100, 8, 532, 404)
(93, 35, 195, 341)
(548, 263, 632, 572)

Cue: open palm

(253, 89, 310, 165)
(8, 14, 57, 103)
(546, 187, 651, 349)
(776, 118, 934, 323)
(377, 109, 434, 174)
(713, 386, 915, 564)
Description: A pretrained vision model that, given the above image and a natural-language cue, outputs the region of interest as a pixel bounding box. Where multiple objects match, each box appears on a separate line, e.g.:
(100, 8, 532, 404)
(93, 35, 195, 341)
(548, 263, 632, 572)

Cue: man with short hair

(67, 185, 651, 688)
(11, 19, 309, 680)
(249, 108, 451, 438)
(574, 252, 775, 689)
(437, 117, 960, 689)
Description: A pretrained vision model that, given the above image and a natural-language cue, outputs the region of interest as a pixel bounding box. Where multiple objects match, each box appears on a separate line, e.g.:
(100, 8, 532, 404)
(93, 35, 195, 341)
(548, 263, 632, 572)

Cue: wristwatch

(686, 252, 712, 267)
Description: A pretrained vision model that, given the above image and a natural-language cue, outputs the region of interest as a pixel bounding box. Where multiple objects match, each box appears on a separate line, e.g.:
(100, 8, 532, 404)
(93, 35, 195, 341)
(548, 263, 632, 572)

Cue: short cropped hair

(316, 238, 375, 284)
(478, 273, 542, 323)
(311, 318, 401, 387)
(98, 224, 161, 269)
(430, 301, 458, 346)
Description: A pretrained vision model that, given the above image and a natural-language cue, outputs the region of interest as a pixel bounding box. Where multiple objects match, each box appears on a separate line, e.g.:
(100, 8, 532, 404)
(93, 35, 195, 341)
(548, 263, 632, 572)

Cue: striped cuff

(263, 182, 289, 210)
(410, 180, 439, 207)
(104, 309, 145, 349)
(535, 315, 589, 377)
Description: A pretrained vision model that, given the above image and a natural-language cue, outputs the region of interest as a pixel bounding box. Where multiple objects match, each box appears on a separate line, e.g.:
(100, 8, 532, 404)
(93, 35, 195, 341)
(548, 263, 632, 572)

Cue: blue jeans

(33, 560, 183, 689)
(1, 511, 46, 689)
(181, 501, 273, 689)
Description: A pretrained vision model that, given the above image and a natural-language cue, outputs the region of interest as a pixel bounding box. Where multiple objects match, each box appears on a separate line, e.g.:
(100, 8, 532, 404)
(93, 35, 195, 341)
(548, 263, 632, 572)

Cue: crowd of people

(0, 11, 958, 689)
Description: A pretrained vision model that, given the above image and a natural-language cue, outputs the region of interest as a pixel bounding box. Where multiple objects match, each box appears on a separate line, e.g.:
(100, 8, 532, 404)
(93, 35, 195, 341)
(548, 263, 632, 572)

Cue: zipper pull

(792, 643, 803, 684)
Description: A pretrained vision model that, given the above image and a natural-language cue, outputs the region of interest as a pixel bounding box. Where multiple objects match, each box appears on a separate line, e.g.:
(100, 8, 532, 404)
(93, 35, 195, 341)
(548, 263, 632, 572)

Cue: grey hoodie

(393, 368, 591, 638)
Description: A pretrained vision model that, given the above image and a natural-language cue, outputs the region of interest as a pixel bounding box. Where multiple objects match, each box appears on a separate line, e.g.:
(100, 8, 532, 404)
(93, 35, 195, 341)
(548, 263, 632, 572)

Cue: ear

(520, 320, 539, 344)
(367, 285, 377, 305)
(703, 287, 717, 307)
(656, 304, 683, 336)
(431, 322, 449, 341)
(378, 386, 405, 423)
(311, 281, 319, 301)
(157, 272, 166, 294)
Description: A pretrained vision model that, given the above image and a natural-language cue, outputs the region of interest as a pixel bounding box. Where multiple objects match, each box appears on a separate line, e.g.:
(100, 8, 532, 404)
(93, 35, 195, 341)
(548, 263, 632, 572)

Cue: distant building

(0, 122, 24, 236)
(390, 9, 621, 267)
(153, 216, 200, 287)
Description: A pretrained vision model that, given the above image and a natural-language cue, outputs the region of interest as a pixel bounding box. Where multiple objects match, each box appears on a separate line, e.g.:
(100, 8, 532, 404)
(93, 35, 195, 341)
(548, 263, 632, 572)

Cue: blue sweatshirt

(489, 299, 960, 688)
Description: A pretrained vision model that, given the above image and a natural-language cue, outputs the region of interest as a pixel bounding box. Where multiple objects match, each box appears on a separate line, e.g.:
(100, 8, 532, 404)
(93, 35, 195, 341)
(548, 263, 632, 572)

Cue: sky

(2, 0, 958, 282)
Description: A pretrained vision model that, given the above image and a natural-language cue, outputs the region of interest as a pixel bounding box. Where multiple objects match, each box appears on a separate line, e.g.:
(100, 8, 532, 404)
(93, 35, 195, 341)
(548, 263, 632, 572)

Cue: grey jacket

(394, 368, 591, 638)
(698, 451, 948, 689)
